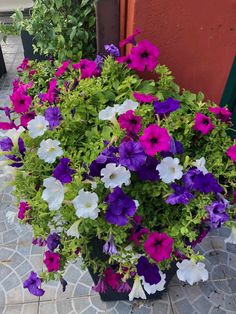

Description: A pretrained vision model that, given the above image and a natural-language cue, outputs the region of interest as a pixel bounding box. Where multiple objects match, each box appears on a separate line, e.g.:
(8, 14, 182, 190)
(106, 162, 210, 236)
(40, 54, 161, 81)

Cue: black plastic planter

(21, 30, 47, 61)
(87, 237, 177, 301)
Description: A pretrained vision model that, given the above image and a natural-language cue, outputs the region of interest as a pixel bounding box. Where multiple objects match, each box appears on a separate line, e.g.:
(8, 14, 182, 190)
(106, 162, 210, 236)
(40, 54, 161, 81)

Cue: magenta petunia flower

(92, 278, 108, 293)
(226, 145, 236, 162)
(131, 40, 159, 71)
(72, 59, 97, 79)
(234, 191, 236, 204)
(118, 110, 142, 135)
(18, 202, 31, 220)
(17, 58, 29, 72)
(55, 60, 71, 77)
(0, 121, 16, 130)
(20, 111, 36, 128)
(144, 232, 173, 262)
(208, 106, 231, 123)
(103, 267, 122, 291)
(139, 124, 171, 156)
(193, 113, 215, 135)
(133, 92, 158, 104)
(116, 55, 134, 69)
(119, 29, 141, 47)
(10, 89, 32, 113)
(43, 251, 60, 272)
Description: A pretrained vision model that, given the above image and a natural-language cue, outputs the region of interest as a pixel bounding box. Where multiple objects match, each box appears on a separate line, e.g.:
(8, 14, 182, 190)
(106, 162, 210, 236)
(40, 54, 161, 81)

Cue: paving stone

(56, 299, 74, 314)
(82, 306, 98, 314)
(39, 301, 57, 314)
(173, 299, 195, 314)
(73, 282, 90, 297)
(226, 243, 236, 254)
(2, 230, 18, 244)
(210, 308, 226, 314)
(15, 260, 33, 277)
(152, 301, 173, 314)
(223, 294, 236, 311)
(132, 305, 152, 314)
(116, 301, 132, 313)
(218, 227, 230, 238)
(0, 265, 12, 280)
(208, 291, 225, 307)
(228, 253, 236, 270)
(90, 295, 106, 312)
(64, 264, 81, 284)
(1, 304, 23, 314)
(192, 296, 212, 314)
(168, 285, 185, 302)
(228, 278, 236, 293)
(73, 297, 90, 313)
(210, 237, 226, 251)
(1, 273, 20, 291)
(0, 290, 5, 306)
(184, 284, 202, 302)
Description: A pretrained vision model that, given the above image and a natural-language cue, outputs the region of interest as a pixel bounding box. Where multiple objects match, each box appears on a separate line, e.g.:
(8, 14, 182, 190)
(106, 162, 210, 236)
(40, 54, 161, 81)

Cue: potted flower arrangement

(0, 31, 236, 302)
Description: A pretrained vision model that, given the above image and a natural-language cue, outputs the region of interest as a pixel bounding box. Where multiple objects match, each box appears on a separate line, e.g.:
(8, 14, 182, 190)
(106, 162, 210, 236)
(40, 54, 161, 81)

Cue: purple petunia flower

(104, 44, 120, 57)
(105, 187, 137, 226)
(161, 137, 184, 158)
(95, 54, 104, 70)
(45, 107, 62, 130)
(136, 256, 161, 285)
(0, 137, 13, 151)
(119, 141, 147, 171)
(23, 271, 45, 296)
(136, 156, 160, 181)
(166, 183, 194, 205)
(103, 234, 118, 255)
(32, 237, 47, 247)
(89, 146, 118, 177)
(206, 197, 229, 228)
(154, 98, 180, 118)
(47, 233, 61, 251)
(182, 168, 201, 190)
(18, 137, 26, 157)
(117, 281, 131, 293)
(193, 173, 223, 194)
(53, 158, 75, 184)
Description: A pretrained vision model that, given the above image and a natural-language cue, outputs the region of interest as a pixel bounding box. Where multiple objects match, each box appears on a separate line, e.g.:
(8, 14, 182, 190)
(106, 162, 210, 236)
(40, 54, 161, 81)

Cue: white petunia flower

(28, 115, 49, 138)
(0, 126, 25, 145)
(72, 189, 100, 219)
(141, 271, 166, 295)
(98, 106, 118, 122)
(176, 259, 209, 285)
(225, 225, 236, 244)
(101, 163, 131, 188)
(42, 177, 64, 211)
(129, 276, 146, 301)
(156, 157, 183, 183)
(66, 220, 80, 238)
(118, 99, 139, 115)
(37, 139, 63, 163)
(193, 157, 208, 174)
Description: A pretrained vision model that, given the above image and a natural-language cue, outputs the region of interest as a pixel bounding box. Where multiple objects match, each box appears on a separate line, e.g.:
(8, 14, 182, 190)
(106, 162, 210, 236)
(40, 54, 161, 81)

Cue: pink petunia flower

(139, 124, 171, 156)
(72, 59, 98, 79)
(0, 121, 16, 130)
(103, 267, 122, 291)
(118, 110, 142, 135)
(193, 113, 215, 135)
(133, 92, 158, 103)
(18, 202, 31, 220)
(226, 145, 236, 162)
(10, 89, 32, 114)
(55, 60, 71, 77)
(116, 55, 134, 69)
(43, 251, 60, 272)
(208, 106, 231, 123)
(119, 29, 141, 47)
(20, 111, 36, 128)
(144, 231, 173, 262)
(131, 40, 159, 71)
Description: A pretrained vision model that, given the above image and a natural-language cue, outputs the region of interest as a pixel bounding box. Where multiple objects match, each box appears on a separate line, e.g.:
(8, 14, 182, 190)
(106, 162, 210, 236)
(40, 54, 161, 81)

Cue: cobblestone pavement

(0, 36, 235, 314)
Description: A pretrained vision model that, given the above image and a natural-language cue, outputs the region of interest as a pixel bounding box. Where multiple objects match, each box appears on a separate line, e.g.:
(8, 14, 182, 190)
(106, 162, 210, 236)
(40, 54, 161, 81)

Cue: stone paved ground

(0, 36, 236, 314)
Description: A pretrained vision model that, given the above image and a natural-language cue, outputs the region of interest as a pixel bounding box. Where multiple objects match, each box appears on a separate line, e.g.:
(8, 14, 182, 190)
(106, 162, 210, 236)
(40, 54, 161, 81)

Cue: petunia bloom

(226, 145, 236, 163)
(103, 267, 122, 291)
(105, 187, 137, 226)
(166, 183, 194, 205)
(139, 124, 171, 156)
(104, 44, 120, 57)
(209, 106, 231, 123)
(18, 201, 31, 220)
(116, 55, 134, 69)
(176, 260, 209, 285)
(43, 251, 60, 272)
(118, 99, 139, 115)
(128, 276, 146, 301)
(154, 98, 180, 118)
(206, 197, 229, 228)
(141, 271, 166, 295)
(118, 110, 142, 135)
(72, 59, 97, 79)
(20, 111, 36, 128)
(119, 141, 147, 171)
(89, 146, 118, 177)
(136, 156, 160, 181)
(133, 92, 158, 104)
(193, 157, 208, 174)
(131, 40, 159, 72)
(44, 107, 62, 130)
(37, 139, 63, 164)
(0, 137, 13, 151)
(99, 106, 118, 122)
(156, 157, 183, 183)
(23, 271, 45, 296)
(101, 163, 131, 188)
(144, 232, 173, 262)
(53, 158, 75, 184)
(72, 189, 100, 219)
(136, 256, 161, 285)
(119, 29, 141, 47)
(0, 126, 25, 146)
(28, 115, 49, 139)
(103, 234, 118, 255)
(42, 177, 64, 211)
(10, 89, 32, 113)
(193, 172, 223, 194)
(17, 58, 29, 72)
(224, 225, 236, 244)
(47, 233, 61, 251)
(193, 113, 215, 135)
(55, 60, 71, 77)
